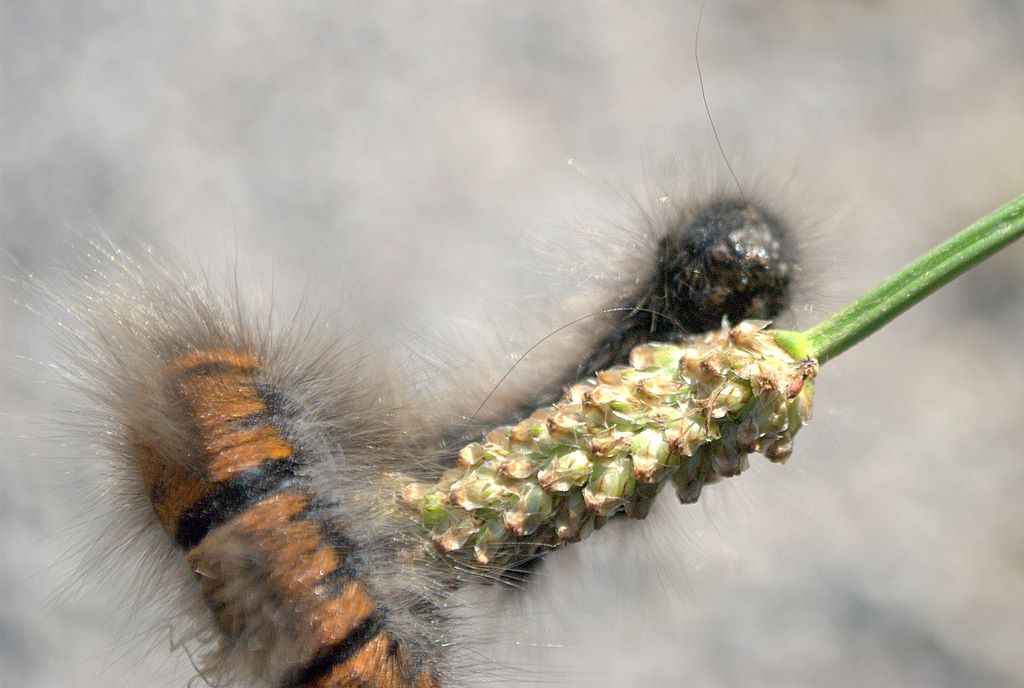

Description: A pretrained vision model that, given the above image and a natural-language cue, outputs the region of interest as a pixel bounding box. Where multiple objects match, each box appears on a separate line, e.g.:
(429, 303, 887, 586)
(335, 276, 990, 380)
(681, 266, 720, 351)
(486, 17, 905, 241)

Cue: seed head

(401, 320, 817, 566)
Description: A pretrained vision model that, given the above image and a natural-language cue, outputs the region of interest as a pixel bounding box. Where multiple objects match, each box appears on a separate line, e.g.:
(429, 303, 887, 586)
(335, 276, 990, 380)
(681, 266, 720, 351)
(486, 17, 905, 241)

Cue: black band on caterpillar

(173, 459, 304, 550)
(282, 609, 388, 688)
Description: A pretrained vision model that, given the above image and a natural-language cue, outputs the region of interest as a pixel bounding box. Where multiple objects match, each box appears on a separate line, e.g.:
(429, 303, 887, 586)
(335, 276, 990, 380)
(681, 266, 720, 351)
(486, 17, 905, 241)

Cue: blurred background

(4, 1, 1024, 686)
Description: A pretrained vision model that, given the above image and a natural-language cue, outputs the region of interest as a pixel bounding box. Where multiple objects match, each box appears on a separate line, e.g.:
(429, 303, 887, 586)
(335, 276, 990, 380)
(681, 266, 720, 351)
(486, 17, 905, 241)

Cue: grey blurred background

(3, 2, 1024, 687)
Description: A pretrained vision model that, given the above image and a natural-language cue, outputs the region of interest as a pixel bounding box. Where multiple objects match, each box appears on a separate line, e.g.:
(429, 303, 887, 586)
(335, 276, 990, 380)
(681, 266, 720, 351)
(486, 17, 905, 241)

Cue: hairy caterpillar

(33, 192, 796, 688)
(5, 3, 1024, 687)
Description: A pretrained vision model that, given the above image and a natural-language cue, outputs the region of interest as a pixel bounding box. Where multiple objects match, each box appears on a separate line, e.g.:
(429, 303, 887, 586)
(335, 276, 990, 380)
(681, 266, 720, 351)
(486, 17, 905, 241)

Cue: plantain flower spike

(401, 320, 818, 568)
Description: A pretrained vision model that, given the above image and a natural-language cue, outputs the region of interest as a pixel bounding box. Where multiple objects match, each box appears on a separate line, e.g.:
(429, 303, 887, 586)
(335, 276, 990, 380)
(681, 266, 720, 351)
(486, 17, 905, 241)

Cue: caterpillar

(40, 192, 796, 688)
(6, 3, 1024, 687)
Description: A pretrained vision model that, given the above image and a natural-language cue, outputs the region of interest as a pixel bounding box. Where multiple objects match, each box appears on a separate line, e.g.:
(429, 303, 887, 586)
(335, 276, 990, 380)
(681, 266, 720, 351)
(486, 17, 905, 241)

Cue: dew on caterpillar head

(5, 3, 1024, 688)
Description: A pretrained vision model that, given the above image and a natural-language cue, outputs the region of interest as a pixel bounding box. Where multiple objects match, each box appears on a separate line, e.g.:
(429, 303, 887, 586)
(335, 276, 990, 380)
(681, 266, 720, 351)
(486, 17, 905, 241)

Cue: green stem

(774, 193, 1024, 364)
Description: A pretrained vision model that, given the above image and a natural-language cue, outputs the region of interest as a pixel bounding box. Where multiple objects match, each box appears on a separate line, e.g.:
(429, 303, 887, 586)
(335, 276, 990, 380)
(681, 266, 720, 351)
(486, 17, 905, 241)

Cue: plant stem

(774, 193, 1024, 363)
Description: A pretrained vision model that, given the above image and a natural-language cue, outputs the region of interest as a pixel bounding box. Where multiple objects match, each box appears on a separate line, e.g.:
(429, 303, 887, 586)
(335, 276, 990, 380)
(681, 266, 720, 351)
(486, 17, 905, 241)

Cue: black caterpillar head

(656, 199, 793, 334)
(579, 197, 796, 377)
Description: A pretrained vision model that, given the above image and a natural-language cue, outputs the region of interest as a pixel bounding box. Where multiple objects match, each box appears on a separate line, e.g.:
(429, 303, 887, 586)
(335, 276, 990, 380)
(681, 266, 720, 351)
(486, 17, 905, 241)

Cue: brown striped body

(134, 348, 439, 688)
